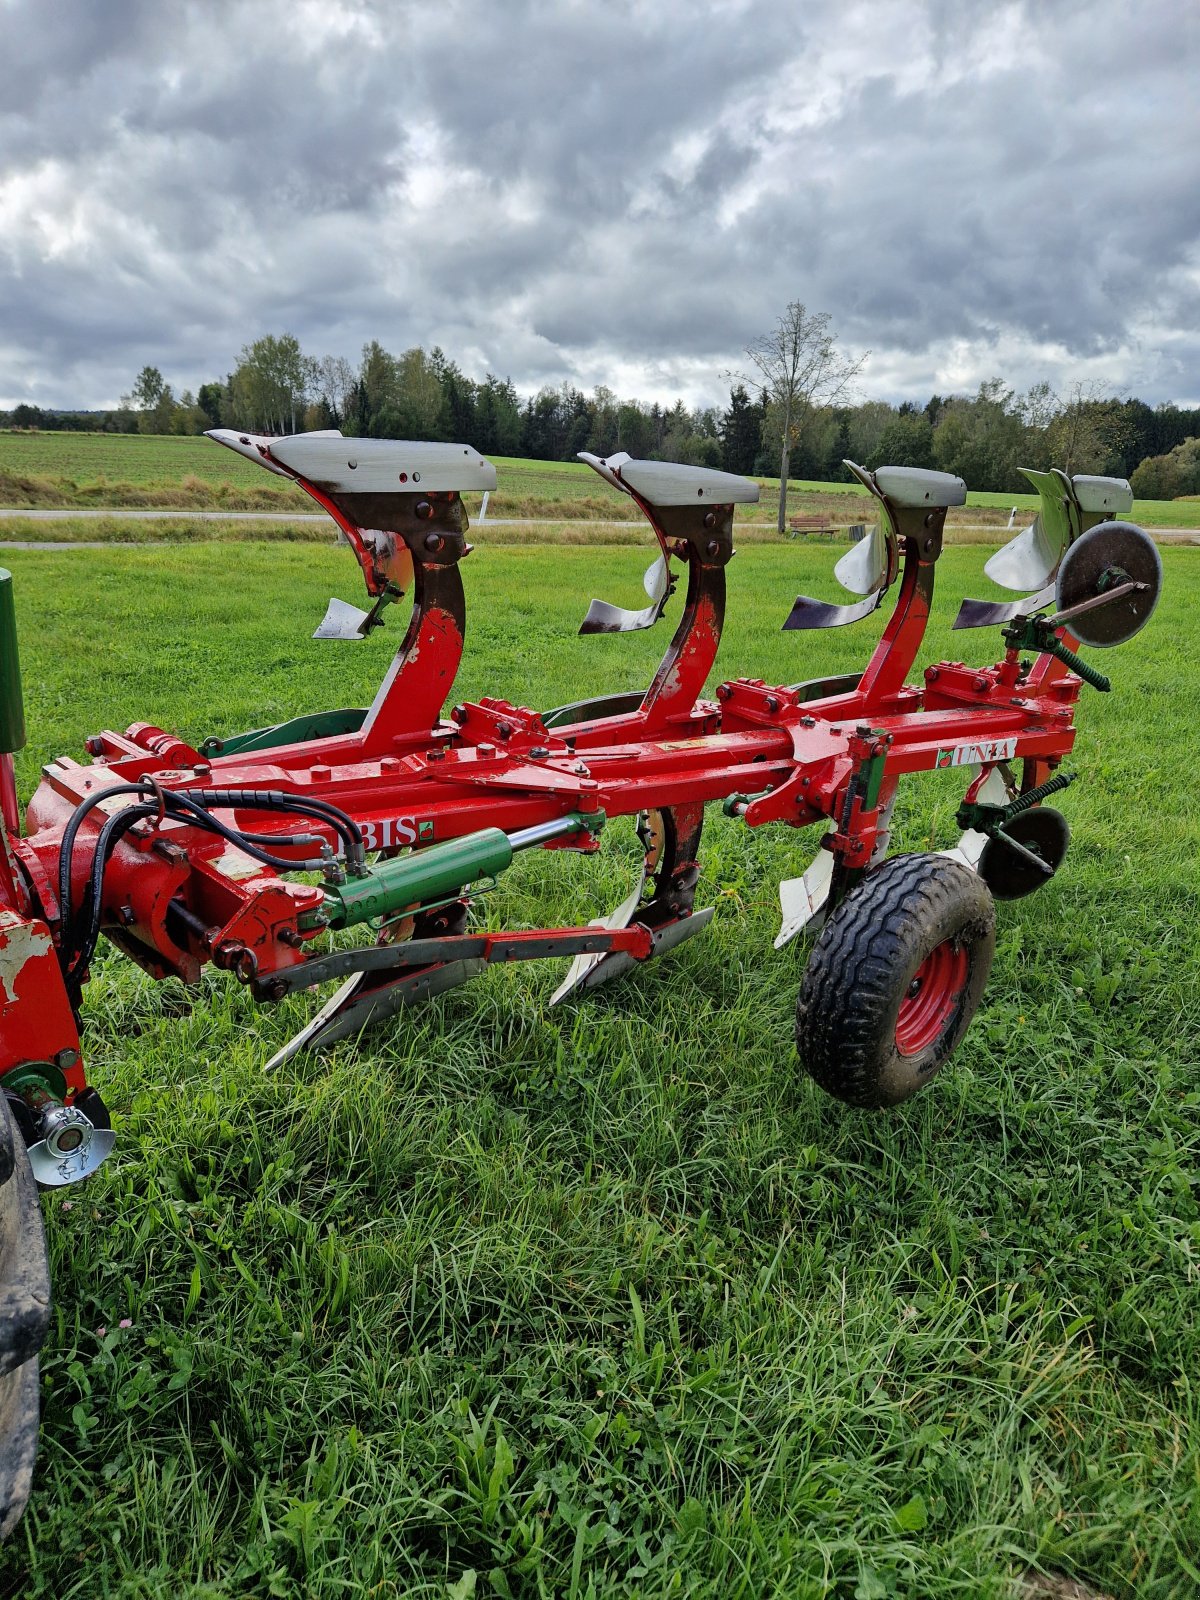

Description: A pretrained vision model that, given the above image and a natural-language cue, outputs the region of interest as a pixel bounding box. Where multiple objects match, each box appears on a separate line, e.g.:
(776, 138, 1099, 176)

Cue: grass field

(3, 431, 1197, 532)
(1, 538, 1199, 1599)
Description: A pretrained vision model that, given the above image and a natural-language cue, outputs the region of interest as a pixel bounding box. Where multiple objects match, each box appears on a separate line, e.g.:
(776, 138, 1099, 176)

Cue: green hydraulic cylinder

(320, 812, 603, 930)
(0, 570, 26, 756)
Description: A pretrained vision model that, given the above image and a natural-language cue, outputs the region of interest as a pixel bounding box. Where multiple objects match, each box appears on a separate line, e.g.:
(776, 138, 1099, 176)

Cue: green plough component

(1001, 615, 1111, 692)
(316, 811, 605, 931)
(956, 771, 1077, 836)
(199, 707, 368, 758)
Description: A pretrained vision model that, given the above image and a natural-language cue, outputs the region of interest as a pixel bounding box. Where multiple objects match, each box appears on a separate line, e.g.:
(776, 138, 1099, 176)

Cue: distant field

(0, 430, 1196, 530)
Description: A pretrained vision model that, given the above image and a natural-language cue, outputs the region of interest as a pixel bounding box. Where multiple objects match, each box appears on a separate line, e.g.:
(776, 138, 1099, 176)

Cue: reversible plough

(0, 433, 1162, 1532)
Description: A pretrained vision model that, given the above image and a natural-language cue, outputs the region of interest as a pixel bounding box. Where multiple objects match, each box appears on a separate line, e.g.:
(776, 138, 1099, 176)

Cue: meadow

(0, 533, 1198, 1599)
(2, 431, 1198, 532)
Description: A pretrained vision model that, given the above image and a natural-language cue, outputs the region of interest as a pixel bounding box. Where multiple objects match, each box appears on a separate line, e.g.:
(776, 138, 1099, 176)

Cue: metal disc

(1054, 522, 1162, 647)
(978, 807, 1070, 901)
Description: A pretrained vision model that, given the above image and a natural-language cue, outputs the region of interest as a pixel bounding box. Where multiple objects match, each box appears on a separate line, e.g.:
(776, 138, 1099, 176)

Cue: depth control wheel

(796, 853, 996, 1108)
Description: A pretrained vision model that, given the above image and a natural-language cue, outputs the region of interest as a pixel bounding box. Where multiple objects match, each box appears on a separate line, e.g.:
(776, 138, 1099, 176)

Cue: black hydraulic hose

(153, 789, 334, 872)
(57, 783, 148, 948)
(65, 802, 156, 993)
(57, 780, 366, 952)
(63, 803, 335, 992)
(185, 789, 366, 870)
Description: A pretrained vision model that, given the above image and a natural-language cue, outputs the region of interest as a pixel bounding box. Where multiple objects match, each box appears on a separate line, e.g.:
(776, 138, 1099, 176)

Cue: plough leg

(550, 803, 712, 1002)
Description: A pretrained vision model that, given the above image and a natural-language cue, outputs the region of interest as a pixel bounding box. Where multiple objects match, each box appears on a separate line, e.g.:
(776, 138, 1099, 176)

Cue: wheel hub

(895, 939, 969, 1057)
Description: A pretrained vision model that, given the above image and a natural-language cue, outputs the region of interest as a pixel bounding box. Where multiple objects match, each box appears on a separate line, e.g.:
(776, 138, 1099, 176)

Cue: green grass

(2, 540, 1199, 1598)
(3, 432, 1197, 532)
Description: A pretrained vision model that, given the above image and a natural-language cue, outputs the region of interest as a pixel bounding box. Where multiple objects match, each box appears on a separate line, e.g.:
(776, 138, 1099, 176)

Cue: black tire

(796, 853, 996, 1109)
(0, 1095, 51, 1539)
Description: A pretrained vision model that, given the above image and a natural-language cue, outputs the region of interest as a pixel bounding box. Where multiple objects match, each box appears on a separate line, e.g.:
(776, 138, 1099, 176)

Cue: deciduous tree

(733, 304, 866, 533)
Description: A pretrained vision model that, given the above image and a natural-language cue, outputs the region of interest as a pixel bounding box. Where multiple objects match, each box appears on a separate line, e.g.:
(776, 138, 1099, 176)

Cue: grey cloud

(0, 0, 1196, 410)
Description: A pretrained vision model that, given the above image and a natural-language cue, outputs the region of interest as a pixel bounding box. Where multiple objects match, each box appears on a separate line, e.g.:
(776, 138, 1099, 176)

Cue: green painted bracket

(200, 707, 368, 759)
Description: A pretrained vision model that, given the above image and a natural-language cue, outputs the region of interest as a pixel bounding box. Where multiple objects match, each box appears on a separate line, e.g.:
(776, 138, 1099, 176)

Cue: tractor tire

(0, 1094, 50, 1540)
(795, 853, 996, 1109)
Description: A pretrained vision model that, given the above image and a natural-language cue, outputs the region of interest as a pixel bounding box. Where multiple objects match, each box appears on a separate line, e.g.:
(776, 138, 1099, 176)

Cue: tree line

(4, 327, 1199, 499)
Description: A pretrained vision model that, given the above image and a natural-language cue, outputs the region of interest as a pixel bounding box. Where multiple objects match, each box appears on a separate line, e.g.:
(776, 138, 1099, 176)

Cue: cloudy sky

(1, 0, 1197, 413)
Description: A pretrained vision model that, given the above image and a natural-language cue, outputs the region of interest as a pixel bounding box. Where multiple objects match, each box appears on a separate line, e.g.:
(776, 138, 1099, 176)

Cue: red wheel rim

(895, 939, 969, 1056)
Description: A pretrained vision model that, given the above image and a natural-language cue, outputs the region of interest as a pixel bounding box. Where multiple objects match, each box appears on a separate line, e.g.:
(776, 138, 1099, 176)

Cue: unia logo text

(934, 736, 1018, 770)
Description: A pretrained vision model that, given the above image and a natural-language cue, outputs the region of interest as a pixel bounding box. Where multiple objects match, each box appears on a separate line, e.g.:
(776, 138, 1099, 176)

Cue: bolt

(975, 678, 989, 693)
(85, 735, 104, 756)
(451, 705, 467, 724)
(800, 715, 816, 728)
(496, 723, 512, 740)
(529, 746, 549, 760)
(263, 977, 289, 1001)
(715, 683, 731, 701)
(311, 764, 331, 781)
(478, 742, 496, 758)
(277, 928, 304, 948)
(574, 762, 591, 777)
(116, 904, 135, 926)
(415, 499, 433, 520)
(424, 532, 444, 553)
(705, 539, 720, 558)
(765, 695, 780, 713)
(193, 762, 211, 776)
(927, 667, 940, 681)
(703, 510, 716, 528)
(54, 1047, 80, 1070)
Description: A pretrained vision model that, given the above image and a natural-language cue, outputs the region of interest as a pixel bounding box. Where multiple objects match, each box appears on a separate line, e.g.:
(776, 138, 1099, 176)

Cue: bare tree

(314, 355, 356, 426)
(732, 303, 866, 533)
